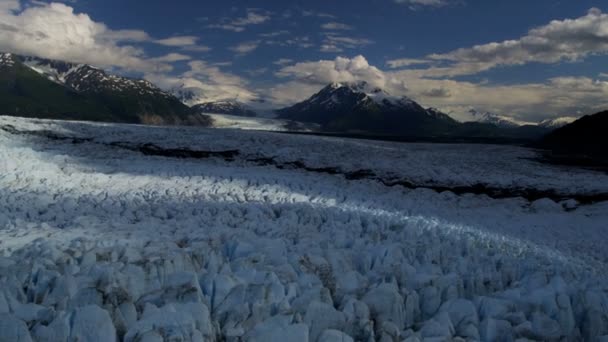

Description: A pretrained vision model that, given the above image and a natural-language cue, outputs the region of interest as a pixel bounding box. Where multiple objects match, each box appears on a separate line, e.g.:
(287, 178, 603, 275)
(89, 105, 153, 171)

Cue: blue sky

(1, 0, 608, 121)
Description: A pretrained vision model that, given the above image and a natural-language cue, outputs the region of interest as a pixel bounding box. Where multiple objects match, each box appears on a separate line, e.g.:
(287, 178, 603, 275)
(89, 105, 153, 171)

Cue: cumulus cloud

(276, 55, 388, 88)
(271, 55, 608, 121)
(392, 8, 608, 77)
(0, 0, 20, 12)
(395, 73, 608, 121)
(146, 60, 259, 104)
(208, 9, 270, 32)
(0, 2, 204, 73)
(271, 55, 398, 104)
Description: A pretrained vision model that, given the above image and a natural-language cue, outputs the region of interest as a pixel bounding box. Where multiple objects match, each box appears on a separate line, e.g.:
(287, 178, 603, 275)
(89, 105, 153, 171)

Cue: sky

(1, 0, 608, 122)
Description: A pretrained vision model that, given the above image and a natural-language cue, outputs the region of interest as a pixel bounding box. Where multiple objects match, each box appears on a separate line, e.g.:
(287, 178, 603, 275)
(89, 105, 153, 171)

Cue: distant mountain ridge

(0, 53, 209, 126)
(192, 101, 257, 117)
(466, 109, 528, 128)
(0, 52, 580, 140)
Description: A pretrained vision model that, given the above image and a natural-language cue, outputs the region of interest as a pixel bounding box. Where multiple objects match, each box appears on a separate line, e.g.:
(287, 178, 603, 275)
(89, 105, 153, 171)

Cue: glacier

(1, 116, 607, 341)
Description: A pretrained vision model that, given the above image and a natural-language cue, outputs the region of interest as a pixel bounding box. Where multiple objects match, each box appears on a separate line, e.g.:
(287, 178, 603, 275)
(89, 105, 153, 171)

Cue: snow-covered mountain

(21, 56, 172, 98)
(191, 100, 258, 117)
(277, 81, 457, 135)
(465, 110, 578, 129)
(466, 109, 531, 128)
(538, 116, 578, 129)
(426, 107, 455, 121)
(0, 53, 207, 125)
(170, 84, 208, 107)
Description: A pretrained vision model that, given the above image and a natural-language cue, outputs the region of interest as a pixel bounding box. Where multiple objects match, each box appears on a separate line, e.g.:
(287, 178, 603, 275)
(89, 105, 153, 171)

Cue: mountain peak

(277, 82, 456, 135)
(468, 109, 524, 128)
(320, 81, 416, 109)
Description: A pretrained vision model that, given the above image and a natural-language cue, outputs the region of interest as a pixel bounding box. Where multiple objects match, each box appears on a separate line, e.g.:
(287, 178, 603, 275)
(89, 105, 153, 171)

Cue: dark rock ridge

(535, 110, 608, 168)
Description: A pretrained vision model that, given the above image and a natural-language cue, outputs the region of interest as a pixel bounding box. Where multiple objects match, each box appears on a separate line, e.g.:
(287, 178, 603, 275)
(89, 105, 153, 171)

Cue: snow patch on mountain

(21, 56, 81, 84)
(14, 55, 172, 98)
(170, 84, 208, 106)
(539, 116, 578, 129)
(192, 100, 258, 117)
(329, 81, 417, 108)
(466, 109, 535, 128)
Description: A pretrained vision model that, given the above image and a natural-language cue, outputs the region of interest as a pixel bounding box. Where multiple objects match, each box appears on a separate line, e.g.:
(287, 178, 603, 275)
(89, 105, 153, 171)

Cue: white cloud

(0, 2, 206, 73)
(229, 41, 260, 55)
(273, 58, 294, 66)
(320, 34, 373, 53)
(320, 44, 343, 53)
(0, 2, 167, 72)
(399, 8, 608, 77)
(151, 53, 191, 63)
(146, 60, 258, 104)
(271, 55, 608, 121)
(393, 72, 608, 121)
(386, 58, 432, 68)
(208, 9, 270, 32)
(0, 0, 20, 13)
(321, 22, 353, 30)
(100, 29, 150, 42)
(155, 36, 198, 47)
(269, 56, 395, 106)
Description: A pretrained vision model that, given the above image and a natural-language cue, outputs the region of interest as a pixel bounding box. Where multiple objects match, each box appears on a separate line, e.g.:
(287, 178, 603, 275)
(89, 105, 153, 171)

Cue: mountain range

(275, 81, 555, 140)
(0, 53, 592, 142)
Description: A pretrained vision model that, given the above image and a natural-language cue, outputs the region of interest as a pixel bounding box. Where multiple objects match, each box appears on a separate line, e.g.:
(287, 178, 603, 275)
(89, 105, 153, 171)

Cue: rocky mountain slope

(277, 82, 458, 136)
(537, 110, 608, 158)
(0, 53, 209, 126)
(276, 82, 553, 140)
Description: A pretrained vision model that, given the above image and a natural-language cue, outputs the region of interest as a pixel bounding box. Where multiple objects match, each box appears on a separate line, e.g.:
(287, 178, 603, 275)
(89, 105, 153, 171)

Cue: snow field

(1, 116, 608, 341)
